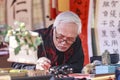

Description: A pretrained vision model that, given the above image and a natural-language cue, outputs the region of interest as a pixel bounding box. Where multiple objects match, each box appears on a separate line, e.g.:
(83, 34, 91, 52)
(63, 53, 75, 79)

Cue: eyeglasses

(54, 28, 76, 44)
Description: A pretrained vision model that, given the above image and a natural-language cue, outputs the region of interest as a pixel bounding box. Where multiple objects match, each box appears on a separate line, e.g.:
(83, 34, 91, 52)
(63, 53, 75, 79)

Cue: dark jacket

(11, 25, 84, 73)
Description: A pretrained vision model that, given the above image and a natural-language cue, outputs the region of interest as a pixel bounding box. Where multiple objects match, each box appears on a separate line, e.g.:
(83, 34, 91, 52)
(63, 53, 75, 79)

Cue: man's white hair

(53, 11, 82, 34)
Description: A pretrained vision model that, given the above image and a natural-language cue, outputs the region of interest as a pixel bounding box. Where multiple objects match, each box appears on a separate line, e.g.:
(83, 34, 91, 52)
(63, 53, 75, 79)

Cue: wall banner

(70, 0, 90, 65)
(0, 0, 6, 24)
(95, 0, 120, 56)
(7, 0, 32, 30)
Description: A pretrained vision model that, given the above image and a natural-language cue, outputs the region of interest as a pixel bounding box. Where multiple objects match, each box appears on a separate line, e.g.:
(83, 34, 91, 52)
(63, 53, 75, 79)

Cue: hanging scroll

(95, 0, 120, 56)
(0, 0, 6, 24)
(70, 0, 90, 65)
(6, 0, 32, 30)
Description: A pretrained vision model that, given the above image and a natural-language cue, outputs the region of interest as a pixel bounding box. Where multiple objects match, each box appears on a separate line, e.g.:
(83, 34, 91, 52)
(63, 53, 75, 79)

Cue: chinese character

(111, 0, 118, 7)
(111, 40, 118, 46)
(103, 10, 108, 17)
(73, 0, 82, 4)
(75, 8, 82, 17)
(110, 31, 117, 38)
(101, 21, 108, 27)
(103, 1, 110, 7)
(113, 49, 119, 54)
(110, 10, 116, 18)
(109, 20, 115, 27)
(103, 40, 110, 46)
(102, 30, 108, 37)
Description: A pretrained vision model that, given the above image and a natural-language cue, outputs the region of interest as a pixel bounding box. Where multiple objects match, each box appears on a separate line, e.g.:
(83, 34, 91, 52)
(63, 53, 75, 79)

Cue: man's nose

(61, 39, 67, 45)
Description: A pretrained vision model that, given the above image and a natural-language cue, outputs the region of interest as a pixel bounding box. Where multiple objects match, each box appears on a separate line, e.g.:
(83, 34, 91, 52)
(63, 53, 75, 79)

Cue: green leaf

(24, 38, 27, 44)
(15, 36, 20, 43)
(28, 43, 36, 51)
(14, 46, 21, 55)
(28, 43, 33, 48)
(35, 37, 42, 47)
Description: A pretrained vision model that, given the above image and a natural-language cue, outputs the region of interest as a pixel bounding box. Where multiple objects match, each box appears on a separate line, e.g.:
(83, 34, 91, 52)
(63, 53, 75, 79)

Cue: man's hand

(36, 57, 51, 70)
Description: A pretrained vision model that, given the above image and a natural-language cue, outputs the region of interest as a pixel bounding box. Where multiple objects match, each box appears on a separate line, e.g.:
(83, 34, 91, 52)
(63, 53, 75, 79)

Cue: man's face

(53, 22, 78, 52)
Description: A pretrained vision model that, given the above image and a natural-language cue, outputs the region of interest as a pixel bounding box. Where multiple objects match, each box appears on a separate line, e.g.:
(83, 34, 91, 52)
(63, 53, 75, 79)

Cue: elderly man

(12, 11, 84, 73)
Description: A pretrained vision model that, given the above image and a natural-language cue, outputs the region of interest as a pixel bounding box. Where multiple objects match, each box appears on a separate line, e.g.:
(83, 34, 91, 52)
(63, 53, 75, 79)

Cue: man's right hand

(36, 57, 51, 71)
